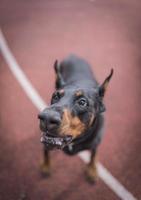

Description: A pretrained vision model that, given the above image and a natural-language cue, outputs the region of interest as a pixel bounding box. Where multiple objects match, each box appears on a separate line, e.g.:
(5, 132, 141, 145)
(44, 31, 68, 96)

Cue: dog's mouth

(40, 132, 73, 150)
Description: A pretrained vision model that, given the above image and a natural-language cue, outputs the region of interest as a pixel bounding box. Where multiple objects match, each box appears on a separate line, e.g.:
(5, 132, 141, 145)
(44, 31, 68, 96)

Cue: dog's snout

(38, 111, 61, 131)
(47, 115, 61, 130)
(38, 113, 45, 120)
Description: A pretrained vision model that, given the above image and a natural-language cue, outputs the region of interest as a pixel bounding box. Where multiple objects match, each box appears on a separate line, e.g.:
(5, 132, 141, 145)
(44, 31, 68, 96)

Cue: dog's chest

(63, 143, 78, 155)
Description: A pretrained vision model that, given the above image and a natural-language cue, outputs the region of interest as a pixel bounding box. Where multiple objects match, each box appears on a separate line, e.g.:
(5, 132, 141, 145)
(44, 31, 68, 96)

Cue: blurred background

(0, 0, 141, 200)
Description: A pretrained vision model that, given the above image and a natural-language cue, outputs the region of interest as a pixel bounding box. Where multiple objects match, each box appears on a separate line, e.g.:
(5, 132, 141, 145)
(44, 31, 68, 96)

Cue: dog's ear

(54, 60, 65, 89)
(54, 60, 59, 74)
(99, 69, 113, 98)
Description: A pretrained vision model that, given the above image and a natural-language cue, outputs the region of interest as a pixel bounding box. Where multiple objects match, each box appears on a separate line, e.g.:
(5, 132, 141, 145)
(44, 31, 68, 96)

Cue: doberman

(38, 55, 113, 183)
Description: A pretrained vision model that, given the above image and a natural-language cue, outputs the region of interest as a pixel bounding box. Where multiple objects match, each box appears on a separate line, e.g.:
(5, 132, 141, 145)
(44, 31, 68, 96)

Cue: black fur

(53, 55, 112, 155)
(39, 54, 113, 155)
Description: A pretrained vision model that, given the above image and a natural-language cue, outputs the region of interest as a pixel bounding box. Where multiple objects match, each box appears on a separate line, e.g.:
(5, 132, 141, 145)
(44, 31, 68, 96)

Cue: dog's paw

(85, 164, 99, 184)
(40, 162, 51, 178)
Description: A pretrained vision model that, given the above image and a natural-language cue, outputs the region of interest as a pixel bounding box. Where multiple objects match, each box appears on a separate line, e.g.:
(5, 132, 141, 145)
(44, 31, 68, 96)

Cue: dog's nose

(38, 111, 61, 131)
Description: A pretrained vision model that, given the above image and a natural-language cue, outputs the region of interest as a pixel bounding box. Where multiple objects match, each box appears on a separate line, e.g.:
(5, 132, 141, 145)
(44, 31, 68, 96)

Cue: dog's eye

(54, 94, 60, 101)
(78, 98, 88, 107)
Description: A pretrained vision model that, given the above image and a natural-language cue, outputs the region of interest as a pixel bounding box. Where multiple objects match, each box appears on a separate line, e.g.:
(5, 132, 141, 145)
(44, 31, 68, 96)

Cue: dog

(38, 55, 113, 183)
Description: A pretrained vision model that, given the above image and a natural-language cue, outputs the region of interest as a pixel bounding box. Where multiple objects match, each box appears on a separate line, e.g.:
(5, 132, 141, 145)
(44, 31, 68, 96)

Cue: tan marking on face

(59, 109, 85, 138)
(75, 90, 83, 97)
(59, 89, 64, 95)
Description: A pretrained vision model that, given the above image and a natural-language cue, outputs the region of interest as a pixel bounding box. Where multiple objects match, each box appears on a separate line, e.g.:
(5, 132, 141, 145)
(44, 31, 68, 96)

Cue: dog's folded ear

(99, 69, 114, 98)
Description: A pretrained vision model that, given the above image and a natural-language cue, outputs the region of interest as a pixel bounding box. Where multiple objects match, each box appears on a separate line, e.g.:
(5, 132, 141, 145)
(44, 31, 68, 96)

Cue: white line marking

(79, 152, 138, 200)
(0, 29, 137, 200)
(0, 30, 46, 111)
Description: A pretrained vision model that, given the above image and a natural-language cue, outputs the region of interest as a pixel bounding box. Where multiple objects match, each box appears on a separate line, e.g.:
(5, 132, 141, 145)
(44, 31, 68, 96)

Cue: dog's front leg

(85, 149, 98, 184)
(40, 147, 51, 177)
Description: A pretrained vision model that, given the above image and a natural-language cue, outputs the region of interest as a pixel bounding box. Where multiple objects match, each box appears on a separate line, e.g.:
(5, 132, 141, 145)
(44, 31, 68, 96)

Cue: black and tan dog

(38, 55, 113, 183)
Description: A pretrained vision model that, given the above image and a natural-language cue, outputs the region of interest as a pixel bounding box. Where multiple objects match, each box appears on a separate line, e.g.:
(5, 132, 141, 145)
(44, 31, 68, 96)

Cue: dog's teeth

(64, 136, 72, 143)
(40, 134, 70, 149)
(56, 141, 62, 146)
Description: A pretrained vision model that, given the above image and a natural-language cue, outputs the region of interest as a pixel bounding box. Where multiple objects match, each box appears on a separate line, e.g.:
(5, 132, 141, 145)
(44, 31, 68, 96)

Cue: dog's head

(38, 65, 113, 150)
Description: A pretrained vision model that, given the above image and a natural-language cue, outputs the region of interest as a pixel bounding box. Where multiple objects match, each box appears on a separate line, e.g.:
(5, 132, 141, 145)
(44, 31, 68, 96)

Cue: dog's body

(58, 56, 104, 156)
(38, 55, 113, 183)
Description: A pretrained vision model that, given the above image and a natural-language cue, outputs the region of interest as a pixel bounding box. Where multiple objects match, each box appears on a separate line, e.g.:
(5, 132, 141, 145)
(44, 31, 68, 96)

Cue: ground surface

(0, 0, 141, 200)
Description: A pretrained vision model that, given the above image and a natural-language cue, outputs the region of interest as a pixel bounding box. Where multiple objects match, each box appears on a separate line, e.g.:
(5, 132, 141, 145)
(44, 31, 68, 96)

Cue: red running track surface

(0, 0, 141, 199)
